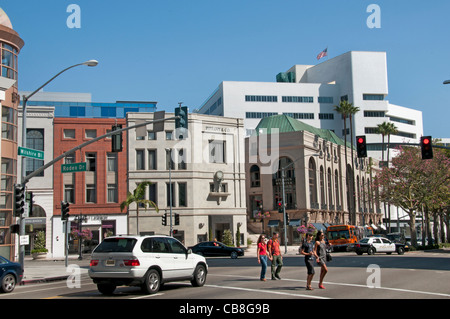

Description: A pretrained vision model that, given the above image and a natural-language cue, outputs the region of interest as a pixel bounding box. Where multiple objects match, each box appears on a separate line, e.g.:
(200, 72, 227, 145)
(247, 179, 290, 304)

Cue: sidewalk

(20, 255, 90, 285)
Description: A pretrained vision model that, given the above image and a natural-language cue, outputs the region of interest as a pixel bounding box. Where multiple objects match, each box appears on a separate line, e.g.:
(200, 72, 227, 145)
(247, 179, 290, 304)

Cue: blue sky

(3, 0, 450, 138)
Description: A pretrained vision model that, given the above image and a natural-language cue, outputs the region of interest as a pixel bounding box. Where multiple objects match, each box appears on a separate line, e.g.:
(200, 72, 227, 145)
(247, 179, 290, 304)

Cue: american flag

(317, 48, 328, 60)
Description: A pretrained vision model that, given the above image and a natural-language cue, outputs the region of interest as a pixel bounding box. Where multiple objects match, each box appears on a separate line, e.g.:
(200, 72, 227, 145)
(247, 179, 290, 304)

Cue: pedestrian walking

(300, 233, 317, 290)
(268, 232, 283, 280)
(257, 234, 271, 281)
(314, 230, 328, 289)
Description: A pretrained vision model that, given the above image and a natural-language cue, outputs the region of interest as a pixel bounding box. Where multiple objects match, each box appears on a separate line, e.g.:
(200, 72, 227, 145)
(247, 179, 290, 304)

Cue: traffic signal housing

(421, 136, 433, 160)
(174, 213, 180, 226)
(61, 201, 70, 220)
(356, 135, 367, 158)
(14, 184, 25, 216)
(162, 213, 167, 226)
(111, 124, 123, 152)
(277, 201, 283, 213)
(175, 106, 188, 139)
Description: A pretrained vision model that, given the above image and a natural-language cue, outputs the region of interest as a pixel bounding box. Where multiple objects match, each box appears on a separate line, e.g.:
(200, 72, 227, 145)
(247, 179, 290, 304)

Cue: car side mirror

(187, 248, 192, 254)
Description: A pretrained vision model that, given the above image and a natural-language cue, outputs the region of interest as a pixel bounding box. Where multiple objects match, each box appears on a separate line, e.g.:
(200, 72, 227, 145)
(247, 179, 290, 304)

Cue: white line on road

(210, 274, 450, 298)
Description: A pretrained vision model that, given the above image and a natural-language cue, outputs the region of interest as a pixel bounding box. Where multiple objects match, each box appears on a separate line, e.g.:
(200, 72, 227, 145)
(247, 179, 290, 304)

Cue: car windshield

(359, 238, 369, 243)
(328, 230, 350, 240)
(93, 238, 137, 253)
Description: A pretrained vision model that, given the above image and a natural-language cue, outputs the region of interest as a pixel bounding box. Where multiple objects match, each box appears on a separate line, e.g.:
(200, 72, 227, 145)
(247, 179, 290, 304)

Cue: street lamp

(443, 80, 450, 85)
(18, 59, 98, 268)
(280, 153, 319, 254)
(165, 148, 173, 237)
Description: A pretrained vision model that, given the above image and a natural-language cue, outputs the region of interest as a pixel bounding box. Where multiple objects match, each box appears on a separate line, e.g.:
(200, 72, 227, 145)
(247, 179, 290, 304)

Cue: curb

(20, 275, 70, 286)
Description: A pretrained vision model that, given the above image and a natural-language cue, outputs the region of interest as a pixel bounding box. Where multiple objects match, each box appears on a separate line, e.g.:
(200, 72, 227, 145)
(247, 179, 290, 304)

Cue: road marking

(131, 293, 164, 299)
(210, 274, 450, 298)
(205, 284, 330, 299)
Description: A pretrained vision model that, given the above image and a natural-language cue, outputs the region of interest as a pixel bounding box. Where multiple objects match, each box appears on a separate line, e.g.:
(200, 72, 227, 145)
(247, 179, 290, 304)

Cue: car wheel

(97, 283, 116, 295)
(397, 247, 405, 255)
(368, 247, 375, 255)
(230, 251, 238, 259)
(356, 251, 363, 255)
(1, 274, 16, 293)
(191, 264, 207, 287)
(142, 269, 161, 294)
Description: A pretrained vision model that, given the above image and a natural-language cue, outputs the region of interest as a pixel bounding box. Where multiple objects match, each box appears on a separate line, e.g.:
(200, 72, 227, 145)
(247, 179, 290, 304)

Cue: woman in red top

(257, 234, 271, 281)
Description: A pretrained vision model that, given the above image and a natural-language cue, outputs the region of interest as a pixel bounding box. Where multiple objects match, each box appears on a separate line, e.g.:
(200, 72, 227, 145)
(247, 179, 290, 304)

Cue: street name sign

(18, 146, 44, 160)
(61, 162, 87, 173)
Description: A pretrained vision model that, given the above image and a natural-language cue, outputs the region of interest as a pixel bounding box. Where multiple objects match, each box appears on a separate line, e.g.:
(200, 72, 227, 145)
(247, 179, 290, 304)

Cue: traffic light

(111, 124, 123, 152)
(26, 191, 34, 215)
(13, 184, 25, 217)
(61, 201, 70, 220)
(285, 213, 290, 224)
(162, 213, 167, 226)
(421, 136, 433, 160)
(356, 135, 367, 158)
(174, 213, 180, 226)
(175, 106, 188, 139)
(277, 201, 283, 213)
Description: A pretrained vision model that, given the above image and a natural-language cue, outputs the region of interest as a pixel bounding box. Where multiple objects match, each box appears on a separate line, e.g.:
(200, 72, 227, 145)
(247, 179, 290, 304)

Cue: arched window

(308, 158, 317, 206)
(26, 129, 44, 176)
(320, 166, 325, 205)
(335, 169, 340, 207)
(272, 157, 296, 209)
(327, 168, 333, 207)
(250, 165, 260, 187)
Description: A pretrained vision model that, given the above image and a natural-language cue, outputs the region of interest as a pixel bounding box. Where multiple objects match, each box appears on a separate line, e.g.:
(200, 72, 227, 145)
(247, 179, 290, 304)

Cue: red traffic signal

(421, 136, 433, 159)
(356, 135, 367, 158)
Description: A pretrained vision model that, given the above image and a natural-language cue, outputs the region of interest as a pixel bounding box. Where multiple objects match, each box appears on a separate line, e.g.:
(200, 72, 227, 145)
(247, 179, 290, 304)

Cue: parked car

(355, 237, 406, 255)
(88, 235, 208, 295)
(0, 256, 23, 293)
(189, 241, 244, 259)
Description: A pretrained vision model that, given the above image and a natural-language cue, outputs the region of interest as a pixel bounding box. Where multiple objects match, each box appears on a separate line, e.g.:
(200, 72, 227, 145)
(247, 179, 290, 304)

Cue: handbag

(326, 251, 332, 262)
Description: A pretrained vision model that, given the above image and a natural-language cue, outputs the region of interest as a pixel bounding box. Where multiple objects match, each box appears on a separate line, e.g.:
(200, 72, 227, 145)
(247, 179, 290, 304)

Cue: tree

(374, 146, 450, 247)
(120, 181, 159, 235)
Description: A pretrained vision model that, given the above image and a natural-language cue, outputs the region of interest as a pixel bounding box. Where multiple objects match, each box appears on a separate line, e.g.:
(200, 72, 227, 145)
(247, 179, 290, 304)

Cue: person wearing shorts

(301, 233, 318, 290)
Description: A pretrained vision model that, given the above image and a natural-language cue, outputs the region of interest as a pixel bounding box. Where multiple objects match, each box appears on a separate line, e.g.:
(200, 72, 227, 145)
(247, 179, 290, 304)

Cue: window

(309, 158, 318, 205)
(283, 112, 314, 120)
(107, 153, 117, 172)
(363, 94, 384, 101)
(245, 95, 278, 102)
(101, 107, 116, 117)
(69, 106, 86, 117)
(178, 149, 186, 170)
(282, 96, 313, 103)
(167, 237, 186, 254)
(86, 153, 96, 171)
(63, 129, 75, 139)
(26, 129, 44, 176)
(178, 182, 187, 207)
(319, 113, 334, 120)
(245, 112, 278, 119)
(209, 140, 225, 163)
(64, 184, 75, 203)
(148, 183, 157, 205)
(364, 111, 385, 117)
(85, 129, 97, 139)
(320, 166, 325, 205)
(166, 131, 173, 140)
(167, 183, 175, 207)
(107, 184, 118, 203)
(86, 184, 96, 203)
(318, 96, 333, 104)
(250, 165, 260, 187)
(148, 131, 156, 140)
(136, 150, 145, 170)
(148, 150, 157, 170)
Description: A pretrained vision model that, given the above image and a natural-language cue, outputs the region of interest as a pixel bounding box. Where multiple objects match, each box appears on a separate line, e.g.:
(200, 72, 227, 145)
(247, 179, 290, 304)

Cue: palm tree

(385, 122, 398, 163)
(377, 122, 398, 162)
(120, 181, 159, 235)
(334, 100, 354, 223)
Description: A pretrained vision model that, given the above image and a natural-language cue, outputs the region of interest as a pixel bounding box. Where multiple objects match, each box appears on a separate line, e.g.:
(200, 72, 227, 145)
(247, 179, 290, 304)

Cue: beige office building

(126, 112, 247, 247)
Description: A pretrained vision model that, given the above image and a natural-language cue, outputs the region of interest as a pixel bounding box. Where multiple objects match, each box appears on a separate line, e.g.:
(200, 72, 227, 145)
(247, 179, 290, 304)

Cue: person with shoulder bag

(268, 232, 283, 280)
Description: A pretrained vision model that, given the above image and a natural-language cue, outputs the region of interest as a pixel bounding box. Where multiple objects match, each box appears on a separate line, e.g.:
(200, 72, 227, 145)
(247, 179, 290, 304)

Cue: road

(2, 251, 450, 302)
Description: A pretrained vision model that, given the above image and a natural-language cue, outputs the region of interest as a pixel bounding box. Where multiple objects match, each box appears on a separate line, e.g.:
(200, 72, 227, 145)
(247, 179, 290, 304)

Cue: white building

(126, 112, 247, 247)
(196, 51, 424, 162)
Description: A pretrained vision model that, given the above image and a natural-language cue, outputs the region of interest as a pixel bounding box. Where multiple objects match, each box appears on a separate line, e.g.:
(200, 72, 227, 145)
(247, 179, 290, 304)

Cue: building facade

(0, 8, 24, 260)
(196, 51, 424, 162)
(246, 115, 382, 244)
(126, 112, 247, 247)
(52, 118, 128, 258)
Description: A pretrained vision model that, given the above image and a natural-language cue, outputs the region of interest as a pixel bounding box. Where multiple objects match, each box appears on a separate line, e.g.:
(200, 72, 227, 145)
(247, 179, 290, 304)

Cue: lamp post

(443, 80, 450, 84)
(165, 148, 173, 237)
(18, 60, 98, 268)
(280, 153, 319, 253)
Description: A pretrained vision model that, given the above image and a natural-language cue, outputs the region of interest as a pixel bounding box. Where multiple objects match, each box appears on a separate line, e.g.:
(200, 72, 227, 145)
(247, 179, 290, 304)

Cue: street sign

(61, 162, 87, 173)
(18, 146, 44, 160)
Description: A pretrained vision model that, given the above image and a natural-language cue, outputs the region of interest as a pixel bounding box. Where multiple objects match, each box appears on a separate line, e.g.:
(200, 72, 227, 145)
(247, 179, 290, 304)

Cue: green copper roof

(254, 114, 353, 148)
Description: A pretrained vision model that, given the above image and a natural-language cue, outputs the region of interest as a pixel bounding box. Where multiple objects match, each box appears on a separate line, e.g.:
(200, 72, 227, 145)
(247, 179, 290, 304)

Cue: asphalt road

(2, 251, 450, 302)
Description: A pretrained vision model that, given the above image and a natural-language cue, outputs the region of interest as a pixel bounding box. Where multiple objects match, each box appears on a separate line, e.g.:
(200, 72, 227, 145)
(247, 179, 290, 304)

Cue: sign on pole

(61, 162, 87, 173)
(18, 146, 44, 160)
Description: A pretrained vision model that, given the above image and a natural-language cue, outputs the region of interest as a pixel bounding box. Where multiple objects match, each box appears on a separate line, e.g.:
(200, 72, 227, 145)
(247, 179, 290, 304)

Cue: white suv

(88, 235, 208, 295)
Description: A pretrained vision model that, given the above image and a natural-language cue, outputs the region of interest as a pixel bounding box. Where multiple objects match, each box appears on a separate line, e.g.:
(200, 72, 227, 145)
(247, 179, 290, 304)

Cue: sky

(2, 0, 450, 138)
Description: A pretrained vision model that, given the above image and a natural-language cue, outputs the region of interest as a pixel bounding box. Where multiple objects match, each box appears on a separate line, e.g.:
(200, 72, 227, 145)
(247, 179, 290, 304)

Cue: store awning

(289, 219, 301, 227)
(268, 220, 280, 227)
(311, 223, 327, 232)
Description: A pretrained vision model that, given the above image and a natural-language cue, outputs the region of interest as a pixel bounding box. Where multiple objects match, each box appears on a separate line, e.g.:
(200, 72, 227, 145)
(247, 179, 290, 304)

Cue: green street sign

(61, 162, 87, 173)
(18, 147, 44, 160)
